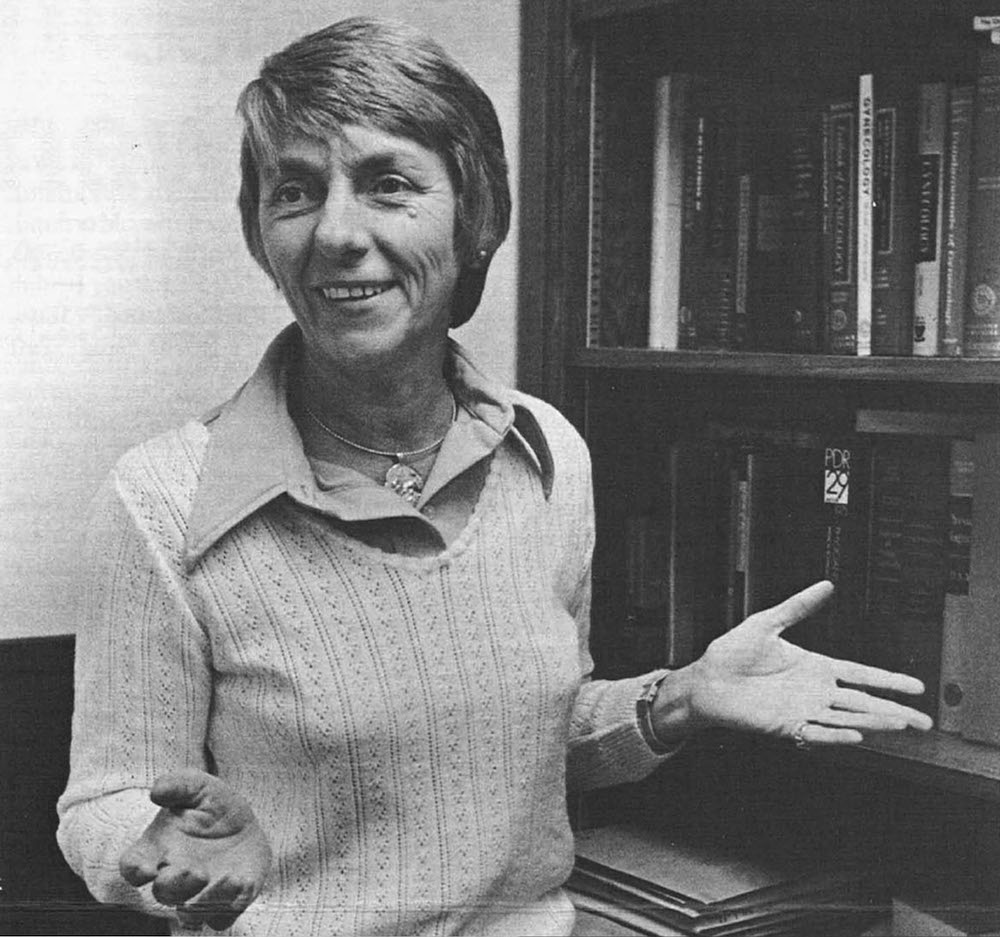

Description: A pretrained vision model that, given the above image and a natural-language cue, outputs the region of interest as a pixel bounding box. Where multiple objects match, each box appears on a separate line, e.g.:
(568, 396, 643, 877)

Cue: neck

(292, 344, 454, 455)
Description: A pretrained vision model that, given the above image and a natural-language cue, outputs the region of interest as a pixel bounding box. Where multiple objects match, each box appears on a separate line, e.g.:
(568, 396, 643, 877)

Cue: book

(666, 440, 732, 665)
(648, 74, 692, 349)
(744, 103, 788, 352)
(620, 439, 733, 672)
(823, 94, 859, 354)
(957, 429, 1000, 746)
(912, 82, 949, 357)
(677, 80, 710, 349)
(964, 39, 1000, 357)
(856, 73, 875, 356)
(585, 48, 606, 348)
(585, 47, 651, 347)
(871, 71, 918, 356)
(570, 824, 885, 937)
(744, 437, 869, 659)
(747, 93, 825, 352)
(725, 443, 751, 631)
(734, 170, 752, 355)
(855, 414, 998, 728)
(939, 84, 975, 357)
(862, 434, 951, 716)
(705, 423, 869, 658)
(623, 511, 671, 669)
(937, 438, 974, 734)
(679, 81, 748, 350)
(785, 96, 827, 352)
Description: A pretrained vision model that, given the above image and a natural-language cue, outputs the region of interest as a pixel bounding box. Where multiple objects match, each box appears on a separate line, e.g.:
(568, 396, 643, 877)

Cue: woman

(57, 17, 931, 936)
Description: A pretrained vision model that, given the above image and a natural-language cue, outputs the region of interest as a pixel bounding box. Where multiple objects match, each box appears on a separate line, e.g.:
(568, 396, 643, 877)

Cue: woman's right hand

(119, 769, 272, 932)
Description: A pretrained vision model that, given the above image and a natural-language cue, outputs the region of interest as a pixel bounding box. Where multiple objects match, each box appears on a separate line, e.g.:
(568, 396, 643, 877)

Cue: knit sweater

(57, 362, 668, 936)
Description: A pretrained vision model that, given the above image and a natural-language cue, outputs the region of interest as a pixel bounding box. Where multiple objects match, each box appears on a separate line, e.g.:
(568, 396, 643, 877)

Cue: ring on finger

(792, 720, 811, 750)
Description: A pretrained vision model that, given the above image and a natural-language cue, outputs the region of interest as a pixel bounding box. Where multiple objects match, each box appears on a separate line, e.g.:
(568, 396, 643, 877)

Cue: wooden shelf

(815, 730, 1000, 802)
(572, 347, 1000, 385)
(572, 0, 997, 26)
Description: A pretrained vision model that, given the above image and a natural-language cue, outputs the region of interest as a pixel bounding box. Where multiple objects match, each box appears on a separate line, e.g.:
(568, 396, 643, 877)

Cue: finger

(152, 865, 209, 907)
(180, 876, 259, 932)
(151, 769, 213, 811)
(836, 660, 926, 696)
(119, 843, 159, 887)
(756, 580, 834, 635)
(814, 709, 910, 732)
(795, 722, 863, 746)
(831, 688, 933, 730)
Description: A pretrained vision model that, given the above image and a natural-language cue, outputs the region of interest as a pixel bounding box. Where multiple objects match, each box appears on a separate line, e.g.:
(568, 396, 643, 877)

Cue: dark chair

(0, 635, 168, 936)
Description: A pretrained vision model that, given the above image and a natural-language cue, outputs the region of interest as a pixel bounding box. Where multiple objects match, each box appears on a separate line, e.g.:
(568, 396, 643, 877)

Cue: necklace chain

(303, 397, 457, 461)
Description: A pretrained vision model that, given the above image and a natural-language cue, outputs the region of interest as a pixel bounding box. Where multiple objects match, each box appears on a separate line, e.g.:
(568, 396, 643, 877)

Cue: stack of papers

(568, 824, 887, 937)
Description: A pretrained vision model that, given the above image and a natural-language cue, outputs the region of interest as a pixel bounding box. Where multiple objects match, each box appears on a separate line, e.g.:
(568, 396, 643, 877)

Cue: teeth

(321, 284, 390, 301)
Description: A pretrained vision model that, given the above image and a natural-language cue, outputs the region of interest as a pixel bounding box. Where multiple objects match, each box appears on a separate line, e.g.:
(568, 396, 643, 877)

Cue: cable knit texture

(57, 391, 668, 936)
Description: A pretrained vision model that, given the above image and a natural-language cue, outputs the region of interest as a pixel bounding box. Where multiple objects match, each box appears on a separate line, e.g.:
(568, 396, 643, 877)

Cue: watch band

(636, 670, 674, 754)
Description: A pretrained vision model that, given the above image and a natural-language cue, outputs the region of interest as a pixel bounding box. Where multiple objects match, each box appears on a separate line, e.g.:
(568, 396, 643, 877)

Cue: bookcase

(519, 0, 1000, 925)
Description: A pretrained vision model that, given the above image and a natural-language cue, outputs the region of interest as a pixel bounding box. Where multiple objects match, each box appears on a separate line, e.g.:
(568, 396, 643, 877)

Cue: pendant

(384, 462, 424, 505)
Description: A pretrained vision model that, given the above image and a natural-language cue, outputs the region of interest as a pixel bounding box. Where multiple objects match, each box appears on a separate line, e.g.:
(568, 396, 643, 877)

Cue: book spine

(734, 171, 752, 352)
(856, 74, 875, 356)
(787, 99, 825, 351)
(586, 43, 605, 348)
(959, 430, 1000, 745)
(726, 447, 751, 630)
(746, 92, 799, 352)
(740, 437, 868, 657)
(939, 84, 975, 357)
(678, 97, 708, 349)
(871, 76, 916, 356)
(864, 435, 950, 716)
(964, 42, 1000, 357)
(821, 438, 871, 662)
(648, 74, 690, 349)
(623, 512, 670, 669)
(911, 82, 948, 357)
(698, 99, 743, 350)
(864, 440, 904, 675)
(667, 440, 732, 665)
(823, 98, 858, 354)
(937, 438, 974, 734)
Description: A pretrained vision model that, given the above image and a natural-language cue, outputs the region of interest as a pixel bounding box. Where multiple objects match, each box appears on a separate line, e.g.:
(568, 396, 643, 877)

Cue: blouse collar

(183, 324, 553, 567)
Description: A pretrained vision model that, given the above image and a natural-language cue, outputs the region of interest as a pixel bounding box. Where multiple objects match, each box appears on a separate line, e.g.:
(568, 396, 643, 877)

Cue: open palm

(120, 769, 272, 931)
(687, 581, 933, 746)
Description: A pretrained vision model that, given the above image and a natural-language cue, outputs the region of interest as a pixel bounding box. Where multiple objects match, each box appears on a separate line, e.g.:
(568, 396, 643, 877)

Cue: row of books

(601, 31, 1000, 358)
(568, 824, 885, 936)
(621, 410, 1000, 744)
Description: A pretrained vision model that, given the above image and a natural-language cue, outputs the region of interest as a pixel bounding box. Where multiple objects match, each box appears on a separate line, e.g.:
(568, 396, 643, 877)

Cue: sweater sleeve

(553, 425, 679, 791)
(564, 571, 678, 791)
(56, 453, 212, 915)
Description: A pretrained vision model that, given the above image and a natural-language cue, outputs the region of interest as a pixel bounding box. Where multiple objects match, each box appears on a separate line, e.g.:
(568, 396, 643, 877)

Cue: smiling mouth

(318, 283, 393, 301)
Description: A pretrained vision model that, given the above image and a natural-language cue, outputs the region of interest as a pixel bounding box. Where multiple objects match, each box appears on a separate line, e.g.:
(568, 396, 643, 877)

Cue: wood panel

(0, 636, 167, 936)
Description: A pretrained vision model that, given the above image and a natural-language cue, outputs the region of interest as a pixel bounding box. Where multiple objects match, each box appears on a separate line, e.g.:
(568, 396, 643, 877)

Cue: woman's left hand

(681, 580, 934, 747)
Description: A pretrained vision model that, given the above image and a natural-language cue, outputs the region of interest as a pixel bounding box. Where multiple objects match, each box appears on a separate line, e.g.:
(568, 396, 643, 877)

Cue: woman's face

(257, 124, 460, 373)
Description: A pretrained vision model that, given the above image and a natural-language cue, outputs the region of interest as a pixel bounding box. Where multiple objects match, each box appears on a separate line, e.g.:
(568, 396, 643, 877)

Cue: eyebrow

(265, 146, 430, 181)
(265, 156, 326, 181)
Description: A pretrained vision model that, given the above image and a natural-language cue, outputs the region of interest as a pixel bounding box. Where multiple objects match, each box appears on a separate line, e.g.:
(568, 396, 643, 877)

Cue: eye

(270, 178, 323, 211)
(277, 184, 306, 203)
(371, 175, 413, 197)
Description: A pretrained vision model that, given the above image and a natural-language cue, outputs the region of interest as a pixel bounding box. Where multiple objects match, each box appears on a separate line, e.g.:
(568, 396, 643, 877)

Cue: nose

(313, 184, 371, 260)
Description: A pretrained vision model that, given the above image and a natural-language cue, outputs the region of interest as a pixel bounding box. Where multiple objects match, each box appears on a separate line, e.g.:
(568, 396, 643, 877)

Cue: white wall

(0, 0, 520, 639)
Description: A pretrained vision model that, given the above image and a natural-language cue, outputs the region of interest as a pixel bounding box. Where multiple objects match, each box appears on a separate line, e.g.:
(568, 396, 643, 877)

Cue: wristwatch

(636, 670, 674, 754)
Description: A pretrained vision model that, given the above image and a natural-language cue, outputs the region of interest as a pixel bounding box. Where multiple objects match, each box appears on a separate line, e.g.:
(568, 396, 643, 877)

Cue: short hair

(236, 16, 511, 327)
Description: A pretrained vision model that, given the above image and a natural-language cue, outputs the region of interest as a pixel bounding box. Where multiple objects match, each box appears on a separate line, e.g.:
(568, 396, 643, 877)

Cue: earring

(472, 248, 489, 269)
